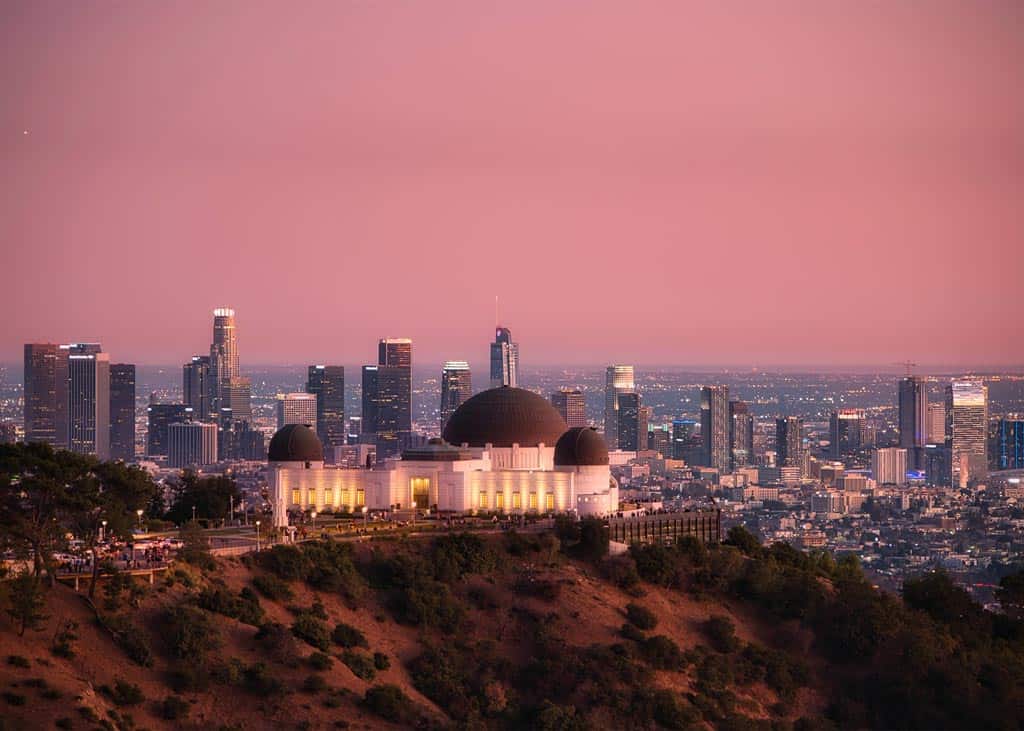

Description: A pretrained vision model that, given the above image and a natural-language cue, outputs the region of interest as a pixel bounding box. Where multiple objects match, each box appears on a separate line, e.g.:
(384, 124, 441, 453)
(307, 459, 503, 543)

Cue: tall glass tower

(440, 361, 472, 430)
(489, 327, 518, 388)
(604, 365, 635, 449)
(946, 378, 988, 486)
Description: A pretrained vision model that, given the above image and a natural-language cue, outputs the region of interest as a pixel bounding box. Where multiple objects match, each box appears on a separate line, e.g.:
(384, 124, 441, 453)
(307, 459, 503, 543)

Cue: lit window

(479, 491, 488, 508)
(356, 489, 365, 506)
(512, 493, 522, 509)
(495, 493, 505, 509)
(545, 493, 554, 510)
(528, 493, 538, 510)
(291, 489, 300, 504)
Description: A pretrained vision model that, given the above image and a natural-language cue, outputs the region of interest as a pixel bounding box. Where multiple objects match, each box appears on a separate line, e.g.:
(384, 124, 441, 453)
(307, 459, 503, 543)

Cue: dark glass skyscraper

(307, 365, 346, 449)
(993, 419, 1024, 471)
(829, 408, 863, 460)
(701, 385, 730, 470)
(617, 392, 645, 451)
(490, 327, 518, 388)
(672, 418, 697, 460)
(898, 376, 928, 451)
(775, 416, 804, 475)
(109, 363, 136, 462)
(65, 344, 110, 459)
(362, 339, 412, 458)
(23, 343, 68, 448)
(183, 355, 212, 420)
(147, 403, 191, 457)
(441, 361, 472, 430)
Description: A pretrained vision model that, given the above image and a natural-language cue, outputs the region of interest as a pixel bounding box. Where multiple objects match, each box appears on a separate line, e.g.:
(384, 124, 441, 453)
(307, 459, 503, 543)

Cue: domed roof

(555, 427, 609, 466)
(268, 424, 324, 462)
(442, 386, 568, 448)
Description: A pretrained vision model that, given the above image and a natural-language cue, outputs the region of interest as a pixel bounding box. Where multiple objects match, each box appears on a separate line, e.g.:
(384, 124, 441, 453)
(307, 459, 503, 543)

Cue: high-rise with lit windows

(604, 365, 635, 449)
(109, 363, 136, 462)
(490, 327, 519, 388)
(441, 362, 472, 430)
(23, 343, 68, 448)
(701, 385, 730, 470)
(946, 379, 988, 486)
(307, 365, 346, 449)
(65, 343, 110, 459)
(551, 388, 586, 429)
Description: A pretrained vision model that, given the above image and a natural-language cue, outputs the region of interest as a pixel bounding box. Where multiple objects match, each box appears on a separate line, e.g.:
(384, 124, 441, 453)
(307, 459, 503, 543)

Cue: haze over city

(3, 1, 1022, 366)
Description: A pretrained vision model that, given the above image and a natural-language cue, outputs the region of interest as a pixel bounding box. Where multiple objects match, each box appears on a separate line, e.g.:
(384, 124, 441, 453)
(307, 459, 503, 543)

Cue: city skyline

(3, 3, 1022, 367)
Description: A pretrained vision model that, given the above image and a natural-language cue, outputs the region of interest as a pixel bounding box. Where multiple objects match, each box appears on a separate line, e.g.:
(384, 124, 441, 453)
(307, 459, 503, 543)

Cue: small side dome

(554, 427, 609, 466)
(268, 424, 324, 462)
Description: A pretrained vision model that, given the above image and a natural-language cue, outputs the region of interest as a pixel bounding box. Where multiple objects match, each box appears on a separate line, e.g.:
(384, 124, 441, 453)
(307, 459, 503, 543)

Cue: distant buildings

(672, 418, 697, 461)
(829, 408, 864, 460)
(701, 385, 730, 470)
(441, 362, 472, 430)
(23, 343, 67, 448)
(277, 393, 318, 429)
(168, 421, 218, 468)
(183, 355, 212, 420)
(946, 379, 988, 486)
(362, 338, 413, 459)
(109, 363, 136, 461)
(147, 403, 192, 457)
(872, 447, 908, 485)
(617, 392, 647, 451)
(730, 400, 754, 468)
(604, 365, 635, 449)
(209, 308, 251, 424)
(551, 388, 586, 428)
(306, 366, 345, 448)
(775, 416, 804, 476)
(993, 419, 1024, 471)
(65, 344, 110, 459)
(898, 376, 928, 467)
(489, 327, 518, 388)
(926, 402, 946, 445)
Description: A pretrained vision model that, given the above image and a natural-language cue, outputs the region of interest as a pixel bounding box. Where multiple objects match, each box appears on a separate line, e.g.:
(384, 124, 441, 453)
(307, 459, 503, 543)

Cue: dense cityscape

(3, 308, 1023, 604)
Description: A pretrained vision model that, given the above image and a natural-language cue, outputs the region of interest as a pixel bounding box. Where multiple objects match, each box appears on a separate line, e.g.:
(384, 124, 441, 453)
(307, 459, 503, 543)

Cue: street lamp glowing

(255, 520, 261, 553)
(136, 509, 144, 530)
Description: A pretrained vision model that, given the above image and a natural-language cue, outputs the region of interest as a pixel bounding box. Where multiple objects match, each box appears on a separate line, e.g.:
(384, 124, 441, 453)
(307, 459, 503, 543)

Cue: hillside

(1, 525, 1022, 730)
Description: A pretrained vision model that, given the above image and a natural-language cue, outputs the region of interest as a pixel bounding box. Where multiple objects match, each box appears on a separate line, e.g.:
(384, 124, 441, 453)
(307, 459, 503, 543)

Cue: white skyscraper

(872, 447, 908, 485)
(277, 393, 318, 429)
(946, 379, 988, 487)
(604, 365, 635, 449)
(168, 421, 219, 468)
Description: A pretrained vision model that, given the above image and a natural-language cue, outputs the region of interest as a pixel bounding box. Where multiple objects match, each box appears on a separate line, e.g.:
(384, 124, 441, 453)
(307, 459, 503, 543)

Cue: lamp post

(136, 509, 144, 531)
(229, 495, 234, 526)
(100, 519, 107, 542)
(362, 506, 368, 529)
(311, 510, 317, 532)
(255, 520, 261, 553)
(192, 504, 197, 523)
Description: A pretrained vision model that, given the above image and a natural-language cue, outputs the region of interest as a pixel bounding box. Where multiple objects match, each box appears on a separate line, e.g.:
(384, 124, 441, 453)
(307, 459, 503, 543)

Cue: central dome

(442, 386, 568, 448)
(268, 424, 324, 462)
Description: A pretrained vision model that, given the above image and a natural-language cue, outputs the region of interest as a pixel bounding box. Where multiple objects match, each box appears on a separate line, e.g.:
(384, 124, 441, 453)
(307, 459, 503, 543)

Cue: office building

(946, 379, 988, 487)
(108, 363, 136, 461)
(730, 400, 754, 468)
(147, 403, 192, 457)
(829, 408, 864, 460)
(210, 307, 238, 404)
(64, 344, 110, 459)
(604, 365, 635, 449)
(672, 418, 697, 461)
(617, 392, 646, 451)
(362, 339, 413, 459)
(490, 327, 519, 388)
(872, 447, 908, 485)
(926, 402, 946, 445)
(23, 343, 68, 448)
(183, 355, 212, 420)
(0, 422, 16, 444)
(898, 376, 928, 450)
(306, 365, 346, 448)
(440, 361, 472, 430)
(648, 424, 670, 456)
(993, 419, 1024, 471)
(775, 416, 804, 476)
(701, 385, 730, 470)
(277, 392, 318, 429)
(924, 443, 952, 486)
(168, 421, 218, 468)
(551, 388, 586, 428)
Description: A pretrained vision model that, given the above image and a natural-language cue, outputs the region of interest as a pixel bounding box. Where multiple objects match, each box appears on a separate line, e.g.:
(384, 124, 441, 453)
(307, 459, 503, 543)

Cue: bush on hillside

(704, 615, 740, 653)
(331, 622, 368, 649)
(362, 684, 419, 724)
(291, 614, 330, 651)
(252, 574, 294, 601)
(625, 602, 658, 630)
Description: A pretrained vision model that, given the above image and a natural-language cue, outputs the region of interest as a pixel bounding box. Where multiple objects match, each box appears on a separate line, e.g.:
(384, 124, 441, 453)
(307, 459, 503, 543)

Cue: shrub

(105, 615, 154, 667)
(242, 662, 286, 696)
(308, 651, 333, 671)
(55, 718, 73, 729)
(342, 650, 377, 681)
(620, 622, 646, 642)
(51, 619, 78, 659)
(292, 615, 330, 651)
(639, 635, 686, 670)
(705, 615, 740, 653)
(197, 584, 264, 626)
(331, 622, 368, 649)
(252, 574, 294, 601)
(6, 655, 30, 668)
(625, 602, 658, 630)
(432, 533, 500, 582)
(630, 543, 683, 588)
(3, 692, 26, 706)
(254, 622, 301, 666)
(373, 652, 390, 671)
(260, 544, 310, 581)
(159, 696, 190, 721)
(362, 684, 417, 724)
(302, 674, 328, 693)
(166, 605, 219, 662)
(515, 575, 563, 601)
(105, 679, 144, 706)
(602, 556, 643, 593)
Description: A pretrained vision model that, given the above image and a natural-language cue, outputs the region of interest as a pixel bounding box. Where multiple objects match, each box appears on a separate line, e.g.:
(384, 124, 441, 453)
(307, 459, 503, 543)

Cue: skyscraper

(551, 388, 586, 428)
(307, 365, 346, 449)
(277, 393, 318, 429)
(183, 355, 212, 420)
(489, 327, 518, 388)
(440, 362, 472, 430)
(109, 363, 136, 462)
(926, 402, 946, 444)
(604, 365, 635, 449)
(65, 344, 110, 459)
(362, 339, 413, 458)
(898, 376, 928, 450)
(617, 392, 646, 451)
(993, 419, 1024, 471)
(168, 422, 218, 468)
(946, 379, 988, 486)
(729, 400, 754, 468)
(209, 308, 250, 422)
(829, 408, 864, 460)
(701, 385, 730, 470)
(775, 416, 804, 476)
(872, 447, 908, 485)
(671, 418, 697, 460)
(23, 343, 68, 448)
(147, 403, 192, 457)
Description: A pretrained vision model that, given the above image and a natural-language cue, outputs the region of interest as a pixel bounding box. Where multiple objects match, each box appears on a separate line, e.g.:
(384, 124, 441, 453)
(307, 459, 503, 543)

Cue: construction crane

(893, 360, 917, 376)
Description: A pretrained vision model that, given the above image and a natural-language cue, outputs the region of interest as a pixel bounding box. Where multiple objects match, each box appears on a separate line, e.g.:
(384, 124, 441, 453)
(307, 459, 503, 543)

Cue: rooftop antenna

(495, 295, 499, 329)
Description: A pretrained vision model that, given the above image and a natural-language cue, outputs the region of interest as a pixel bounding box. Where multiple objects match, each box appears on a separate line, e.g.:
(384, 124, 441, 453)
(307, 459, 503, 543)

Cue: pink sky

(2, 1, 1022, 367)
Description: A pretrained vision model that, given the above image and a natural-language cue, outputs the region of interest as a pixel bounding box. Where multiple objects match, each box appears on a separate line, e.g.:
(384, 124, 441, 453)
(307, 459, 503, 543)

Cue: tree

(165, 471, 240, 526)
(997, 570, 1024, 619)
(5, 571, 48, 636)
